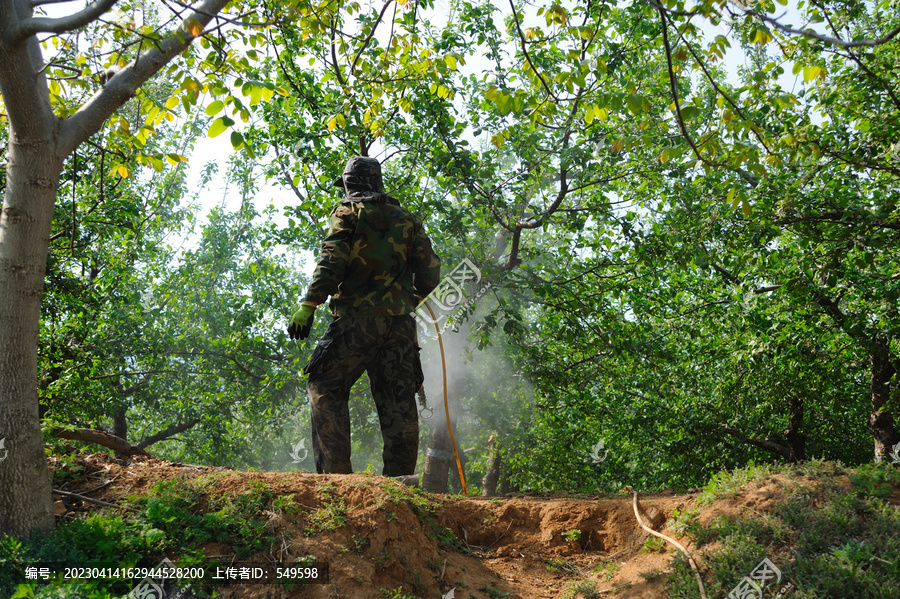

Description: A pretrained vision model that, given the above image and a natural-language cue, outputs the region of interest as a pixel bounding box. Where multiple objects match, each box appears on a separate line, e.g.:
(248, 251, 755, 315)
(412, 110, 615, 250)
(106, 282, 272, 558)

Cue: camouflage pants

(304, 315, 422, 476)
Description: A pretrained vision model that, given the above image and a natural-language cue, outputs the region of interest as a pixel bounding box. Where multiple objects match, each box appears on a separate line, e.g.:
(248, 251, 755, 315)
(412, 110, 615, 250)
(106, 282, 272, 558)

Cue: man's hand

(288, 303, 317, 340)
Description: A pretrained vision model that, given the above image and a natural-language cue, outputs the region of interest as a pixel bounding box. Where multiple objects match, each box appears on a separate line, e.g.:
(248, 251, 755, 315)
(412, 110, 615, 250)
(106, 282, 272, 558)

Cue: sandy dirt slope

(47, 453, 773, 599)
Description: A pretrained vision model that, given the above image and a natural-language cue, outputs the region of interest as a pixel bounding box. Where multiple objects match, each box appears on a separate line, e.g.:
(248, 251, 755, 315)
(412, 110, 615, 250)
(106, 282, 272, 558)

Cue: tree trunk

(868, 342, 899, 461)
(0, 0, 231, 538)
(482, 434, 501, 496)
(0, 116, 63, 537)
(784, 396, 806, 463)
(113, 404, 128, 442)
(449, 446, 467, 494)
(421, 418, 453, 493)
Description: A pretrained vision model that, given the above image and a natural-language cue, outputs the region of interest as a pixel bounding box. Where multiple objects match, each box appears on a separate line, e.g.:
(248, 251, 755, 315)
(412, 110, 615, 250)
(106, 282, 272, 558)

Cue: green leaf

(205, 100, 225, 116)
(626, 94, 643, 115)
(803, 65, 823, 82)
(680, 105, 700, 121)
(208, 116, 234, 138)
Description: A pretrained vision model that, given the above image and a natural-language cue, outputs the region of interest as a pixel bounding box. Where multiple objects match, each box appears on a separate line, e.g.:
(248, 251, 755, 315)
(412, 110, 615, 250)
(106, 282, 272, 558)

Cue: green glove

(288, 303, 317, 340)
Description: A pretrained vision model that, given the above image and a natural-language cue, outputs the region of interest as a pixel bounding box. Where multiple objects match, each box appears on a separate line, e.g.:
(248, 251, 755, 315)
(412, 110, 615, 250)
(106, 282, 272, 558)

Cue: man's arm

(304, 205, 357, 304)
(410, 222, 441, 298)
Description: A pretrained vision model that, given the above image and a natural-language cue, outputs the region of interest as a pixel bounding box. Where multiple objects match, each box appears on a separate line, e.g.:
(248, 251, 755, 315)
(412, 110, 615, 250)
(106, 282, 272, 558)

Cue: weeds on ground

(562, 528, 582, 543)
(668, 461, 900, 599)
(561, 578, 601, 599)
(545, 557, 581, 573)
(668, 506, 701, 536)
(305, 497, 348, 534)
(640, 535, 667, 554)
(380, 587, 415, 599)
(377, 480, 467, 553)
(592, 559, 620, 581)
(480, 583, 512, 598)
(0, 475, 299, 598)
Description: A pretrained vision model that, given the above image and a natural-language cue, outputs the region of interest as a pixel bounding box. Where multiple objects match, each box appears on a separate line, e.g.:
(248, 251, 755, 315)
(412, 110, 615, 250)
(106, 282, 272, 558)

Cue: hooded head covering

(332, 156, 384, 193)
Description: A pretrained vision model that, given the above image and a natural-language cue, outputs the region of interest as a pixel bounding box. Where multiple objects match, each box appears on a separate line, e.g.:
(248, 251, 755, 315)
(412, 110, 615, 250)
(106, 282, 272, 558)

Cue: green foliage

(848, 462, 900, 498)
(0, 475, 308, 597)
(592, 560, 620, 582)
(29, 0, 900, 494)
(545, 558, 580, 574)
(669, 507, 701, 537)
(305, 498, 349, 535)
(668, 462, 900, 599)
(640, 535, 668, 554)
(135, 477, 277, 557)
(380, 588, 415, 599)
(561, 528, 582, 543)
(479, 584, 511, 598)
(696, 463, 779, 505)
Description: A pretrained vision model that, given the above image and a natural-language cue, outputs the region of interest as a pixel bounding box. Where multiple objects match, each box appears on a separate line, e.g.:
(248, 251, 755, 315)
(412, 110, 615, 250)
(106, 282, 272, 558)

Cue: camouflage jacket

(304, 191, 441, 317)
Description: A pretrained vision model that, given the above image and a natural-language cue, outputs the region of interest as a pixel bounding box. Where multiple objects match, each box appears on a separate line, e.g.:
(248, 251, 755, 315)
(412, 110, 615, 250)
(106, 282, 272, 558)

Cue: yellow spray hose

(423, 299, 468, 495)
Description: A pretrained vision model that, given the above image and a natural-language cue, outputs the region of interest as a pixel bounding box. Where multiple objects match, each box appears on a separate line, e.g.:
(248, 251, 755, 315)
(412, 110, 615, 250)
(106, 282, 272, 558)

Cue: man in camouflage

(288, 156, 441, 476)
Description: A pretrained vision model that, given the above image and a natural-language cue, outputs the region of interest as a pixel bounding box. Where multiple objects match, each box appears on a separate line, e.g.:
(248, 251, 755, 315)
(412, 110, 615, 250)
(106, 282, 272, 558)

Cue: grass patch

(561, 578, 601, 599)
(0, 475, 297, 598)
(305, 497, 349, 534)
(378, 481, 467, 553)
(668, 460, 900, 599)
(592, 559, 620, 581)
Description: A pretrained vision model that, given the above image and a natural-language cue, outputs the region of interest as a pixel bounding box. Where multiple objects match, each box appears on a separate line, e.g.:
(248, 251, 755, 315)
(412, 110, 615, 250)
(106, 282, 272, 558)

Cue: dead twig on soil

(79, 475, 119, 495)
(597, 583, 633, 594)
(53, 488, 139, 513)
(632, 490, 708, 599)
(486, 521, 514, 550)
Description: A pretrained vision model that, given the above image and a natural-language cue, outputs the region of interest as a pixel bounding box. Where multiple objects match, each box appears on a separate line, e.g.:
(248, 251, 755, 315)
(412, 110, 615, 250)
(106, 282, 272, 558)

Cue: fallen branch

(632, 490, 708, 599)
(79, 475, 119, 495)
(53, 488, 139, 513)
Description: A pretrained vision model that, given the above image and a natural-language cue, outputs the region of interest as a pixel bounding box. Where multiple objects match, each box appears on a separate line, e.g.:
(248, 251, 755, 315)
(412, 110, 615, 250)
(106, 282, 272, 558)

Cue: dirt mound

(46, 454, 722, 598)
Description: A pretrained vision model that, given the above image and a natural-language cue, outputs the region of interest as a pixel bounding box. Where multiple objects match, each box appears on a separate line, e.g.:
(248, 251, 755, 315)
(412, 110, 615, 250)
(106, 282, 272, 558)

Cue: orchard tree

(0, 0, 264, 536)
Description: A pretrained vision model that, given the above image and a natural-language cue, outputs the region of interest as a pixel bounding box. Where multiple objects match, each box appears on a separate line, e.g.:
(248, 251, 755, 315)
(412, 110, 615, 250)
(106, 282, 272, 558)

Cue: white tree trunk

(0, 0, 234, 536)
(0, 137, 63, 536)
(0, 0, 63, 536)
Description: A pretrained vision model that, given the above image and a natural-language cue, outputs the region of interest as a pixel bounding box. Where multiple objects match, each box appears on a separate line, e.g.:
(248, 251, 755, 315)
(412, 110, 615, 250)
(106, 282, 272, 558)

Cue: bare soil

(45, 454, 817, 599)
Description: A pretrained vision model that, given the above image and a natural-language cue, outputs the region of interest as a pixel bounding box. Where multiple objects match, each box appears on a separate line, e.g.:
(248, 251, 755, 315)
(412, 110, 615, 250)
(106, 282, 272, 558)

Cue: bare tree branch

(658, 6, 724, 169)
(136, 419, 199, 449)
(745, 7, 900, 48)
(53, 488, 140, 513)
(721, 425, 792, 461)
(58, 0, 230, 156)
(29, 0, 82, 6)
(5, 0, 119, 46)
(350, 0, 393, 76)
(47, 426, 151, 457)
(508, 0, 558, 103)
